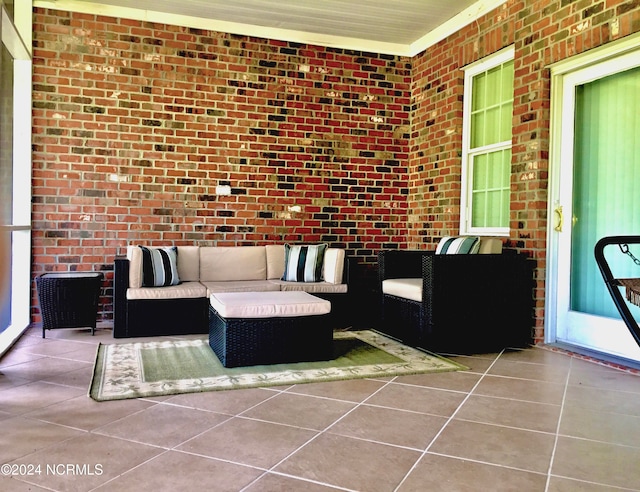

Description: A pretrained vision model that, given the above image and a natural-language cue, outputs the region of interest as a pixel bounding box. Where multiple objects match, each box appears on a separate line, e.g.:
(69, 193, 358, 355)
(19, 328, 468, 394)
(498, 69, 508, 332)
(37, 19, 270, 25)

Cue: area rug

(89, 330, 467, 401)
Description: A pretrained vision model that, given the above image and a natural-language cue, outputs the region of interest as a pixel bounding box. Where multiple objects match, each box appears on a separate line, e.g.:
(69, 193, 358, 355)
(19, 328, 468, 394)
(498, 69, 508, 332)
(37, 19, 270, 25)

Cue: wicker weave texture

(378, 250, 534, 353)
(36, 273, 103, 336)
(208, 306, 333, 368)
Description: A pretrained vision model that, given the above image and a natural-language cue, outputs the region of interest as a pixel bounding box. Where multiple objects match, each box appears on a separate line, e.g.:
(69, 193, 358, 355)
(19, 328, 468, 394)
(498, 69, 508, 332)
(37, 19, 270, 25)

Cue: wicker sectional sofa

(113, 244, 349, 338)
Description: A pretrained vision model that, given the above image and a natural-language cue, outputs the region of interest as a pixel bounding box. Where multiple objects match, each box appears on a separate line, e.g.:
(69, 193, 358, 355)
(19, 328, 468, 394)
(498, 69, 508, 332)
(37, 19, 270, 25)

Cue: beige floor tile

(165, 387, 280, 415)
(62, 326, 111, 339)
(365, 382, 467, 416)
(25, 395, 156, 431)
(9, 332, 51, 348)
(244, 472, 344, 491)
(0, 371, 32, 391)
(392, 370, 482, 392)
(0, 348, 44, 368)
(473, 374, 566, 405)
(547, 476, 635, 491)
(488, 358, 571, 383)
(94, 403, 230, 448)
(0, 357, 91, 383)
(429, 419, 555, 473)
(93, 450, 263, 491)
(177, 416, 317, 468)
(0, 381, 85, 415)
(0, 416, 84, 464)
(560, 403, 640, 447)
(275, 433, 421, 492)
(40, 328, 102, 341)
(564, 384, 640, 417)
(21, 339, 92, 357)
(455, 394, 562, 433)
(4, 326, 640, 491)
(552, 436, 640, 490)
(397, 452, 547, 491)
(568, 360, 640, 394)
(0, 476, 50, 491)
(499, 347, 572, 366)
(286, 377, 387, 402)
(328, 404, 448, 449)
(241, 392, 355, 430)
(54, 344, 101, 363)
(41, 365, 94, 389)
(10, 433, 163, 492)
(443, 353, 498, 373)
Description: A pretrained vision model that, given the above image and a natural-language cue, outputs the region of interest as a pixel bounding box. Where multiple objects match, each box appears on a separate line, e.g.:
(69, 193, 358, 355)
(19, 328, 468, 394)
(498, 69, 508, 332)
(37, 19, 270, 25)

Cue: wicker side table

(36, 272, 103, 338)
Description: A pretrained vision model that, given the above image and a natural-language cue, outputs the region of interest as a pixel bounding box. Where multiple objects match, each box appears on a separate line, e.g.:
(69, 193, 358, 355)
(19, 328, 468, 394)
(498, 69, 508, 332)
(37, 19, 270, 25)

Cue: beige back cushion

(323, 248, 345, 284)
(265, 245, 286, 279)
(176, 246, 200, 281)
(478, 238, 503, 254)
(127, 246, 143, 289)
(200, 246, 267, 281)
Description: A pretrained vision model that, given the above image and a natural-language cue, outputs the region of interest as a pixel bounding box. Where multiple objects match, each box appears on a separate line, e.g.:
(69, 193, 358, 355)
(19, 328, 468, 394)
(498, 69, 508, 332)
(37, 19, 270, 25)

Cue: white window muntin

(460, 45, 514, 236)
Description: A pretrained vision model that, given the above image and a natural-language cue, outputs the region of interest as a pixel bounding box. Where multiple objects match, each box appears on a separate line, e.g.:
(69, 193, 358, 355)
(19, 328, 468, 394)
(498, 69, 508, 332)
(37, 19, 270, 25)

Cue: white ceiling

(35, 0, 506, 55)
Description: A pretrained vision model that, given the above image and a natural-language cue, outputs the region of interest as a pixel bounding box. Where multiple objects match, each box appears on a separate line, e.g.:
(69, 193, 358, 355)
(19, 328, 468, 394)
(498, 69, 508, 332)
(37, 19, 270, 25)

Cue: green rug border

(89, 330, 468, 401)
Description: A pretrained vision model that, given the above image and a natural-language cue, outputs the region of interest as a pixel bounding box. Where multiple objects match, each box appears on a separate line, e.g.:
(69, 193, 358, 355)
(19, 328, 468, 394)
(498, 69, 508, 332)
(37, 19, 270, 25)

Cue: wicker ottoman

(208, 291, 332, 368)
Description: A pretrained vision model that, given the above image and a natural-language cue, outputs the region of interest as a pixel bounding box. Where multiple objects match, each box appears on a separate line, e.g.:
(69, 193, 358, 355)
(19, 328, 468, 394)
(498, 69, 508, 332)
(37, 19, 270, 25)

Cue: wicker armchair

(378, 246, 534, 354)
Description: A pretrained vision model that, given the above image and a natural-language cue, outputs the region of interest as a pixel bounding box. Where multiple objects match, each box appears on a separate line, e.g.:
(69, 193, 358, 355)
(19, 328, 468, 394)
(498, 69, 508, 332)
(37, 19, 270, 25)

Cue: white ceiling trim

(34, 0, 507, 57)
(410, 0, 507, 56)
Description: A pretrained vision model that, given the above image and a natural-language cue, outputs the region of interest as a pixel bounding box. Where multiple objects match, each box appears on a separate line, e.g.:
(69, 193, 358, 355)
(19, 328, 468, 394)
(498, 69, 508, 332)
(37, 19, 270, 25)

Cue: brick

(30, 3, 640, 330)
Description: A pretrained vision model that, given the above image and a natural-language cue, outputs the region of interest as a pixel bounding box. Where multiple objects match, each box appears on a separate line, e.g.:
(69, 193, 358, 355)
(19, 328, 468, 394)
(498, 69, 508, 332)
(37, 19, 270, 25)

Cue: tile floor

(1, 325, 640, 491)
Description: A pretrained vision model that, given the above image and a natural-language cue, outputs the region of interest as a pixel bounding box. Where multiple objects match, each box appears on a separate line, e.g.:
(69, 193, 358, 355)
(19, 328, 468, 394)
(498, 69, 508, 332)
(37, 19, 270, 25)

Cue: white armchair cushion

(382, 278, 422, 302)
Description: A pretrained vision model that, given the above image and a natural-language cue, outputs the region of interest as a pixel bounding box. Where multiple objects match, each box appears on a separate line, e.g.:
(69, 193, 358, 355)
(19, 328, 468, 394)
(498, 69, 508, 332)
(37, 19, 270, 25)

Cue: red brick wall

(409, 0, 640, 343)
(31, 9, 412, 322)
(31, 1, 640, 339)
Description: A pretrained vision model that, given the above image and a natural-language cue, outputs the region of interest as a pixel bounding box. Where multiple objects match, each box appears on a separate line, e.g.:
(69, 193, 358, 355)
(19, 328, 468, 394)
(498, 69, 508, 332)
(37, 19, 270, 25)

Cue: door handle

(554, 206, 563, 232)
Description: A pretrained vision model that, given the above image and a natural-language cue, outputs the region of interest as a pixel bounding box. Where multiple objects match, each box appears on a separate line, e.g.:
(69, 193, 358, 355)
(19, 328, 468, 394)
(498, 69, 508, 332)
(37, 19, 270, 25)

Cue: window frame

(0, 0, 33, 355)
(460, 45, 514, 237)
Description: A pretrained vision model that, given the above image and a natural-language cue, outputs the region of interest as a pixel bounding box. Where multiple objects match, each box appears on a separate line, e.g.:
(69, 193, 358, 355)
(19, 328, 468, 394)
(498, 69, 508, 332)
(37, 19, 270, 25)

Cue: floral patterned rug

(89, 330, 467, 401)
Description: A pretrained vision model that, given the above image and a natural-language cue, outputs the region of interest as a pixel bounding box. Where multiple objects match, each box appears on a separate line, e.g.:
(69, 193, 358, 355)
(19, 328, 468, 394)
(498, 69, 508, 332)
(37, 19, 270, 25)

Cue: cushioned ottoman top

(210, 291, 331, 319)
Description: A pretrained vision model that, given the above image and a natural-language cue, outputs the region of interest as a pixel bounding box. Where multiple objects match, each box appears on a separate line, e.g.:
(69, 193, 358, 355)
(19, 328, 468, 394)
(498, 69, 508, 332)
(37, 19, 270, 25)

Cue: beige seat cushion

(202, 280, 280, 296)
(270, 280, 348, 294)
(127, 281, 207, 300)
(382, 278, 422, 302)
(210, 291, 331, 318)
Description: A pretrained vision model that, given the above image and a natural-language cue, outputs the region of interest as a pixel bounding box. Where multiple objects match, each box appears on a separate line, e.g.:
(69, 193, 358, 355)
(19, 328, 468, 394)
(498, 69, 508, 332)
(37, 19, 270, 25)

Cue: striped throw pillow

(435, 236, 481, 255)
(139, 246, 180, 287)
(281, 243, 328, 282)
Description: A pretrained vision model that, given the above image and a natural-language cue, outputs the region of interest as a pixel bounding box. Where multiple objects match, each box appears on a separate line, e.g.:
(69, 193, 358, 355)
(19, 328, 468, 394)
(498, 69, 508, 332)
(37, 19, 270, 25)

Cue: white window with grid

(460, 46, 514, 236)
